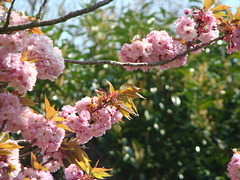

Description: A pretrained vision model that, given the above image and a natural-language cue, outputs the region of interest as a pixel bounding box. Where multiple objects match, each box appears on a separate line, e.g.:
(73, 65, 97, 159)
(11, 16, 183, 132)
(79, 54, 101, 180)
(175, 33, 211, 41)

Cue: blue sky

(14, 0, 239, 20)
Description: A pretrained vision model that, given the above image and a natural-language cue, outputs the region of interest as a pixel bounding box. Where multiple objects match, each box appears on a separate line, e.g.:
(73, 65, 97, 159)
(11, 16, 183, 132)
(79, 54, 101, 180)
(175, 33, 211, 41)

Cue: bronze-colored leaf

(19, 97, 36, 106)
(56, 123, 73, 132)
(45, 95, 58, 120)
(226, 8, 234, 21)
(231, 19, 240, 24)
(106, 80, 115, 93)
(22, 50, 28, 62)
(203, 0, 215, 9)
(29, 27, 44, 35)
(0, 150, 11, 155)
(31, 152, 48, 171)
(0, 142, 23, 150)
(235, 5, 240, 19)
(211, 5, 231, 11)
(0, 132, 9, 143)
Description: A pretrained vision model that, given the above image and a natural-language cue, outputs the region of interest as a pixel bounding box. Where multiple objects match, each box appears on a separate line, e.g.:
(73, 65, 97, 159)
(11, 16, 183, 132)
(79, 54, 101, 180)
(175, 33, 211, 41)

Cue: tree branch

(64, 36, 225, 67)
(35, 0, 48, 21)
(0, 0, 113, 34)
(3, 0, 16, 29)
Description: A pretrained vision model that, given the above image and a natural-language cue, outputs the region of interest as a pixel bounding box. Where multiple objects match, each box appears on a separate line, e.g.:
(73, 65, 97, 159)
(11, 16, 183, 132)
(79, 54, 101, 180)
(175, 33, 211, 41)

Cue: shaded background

(15, 0, 240, 179)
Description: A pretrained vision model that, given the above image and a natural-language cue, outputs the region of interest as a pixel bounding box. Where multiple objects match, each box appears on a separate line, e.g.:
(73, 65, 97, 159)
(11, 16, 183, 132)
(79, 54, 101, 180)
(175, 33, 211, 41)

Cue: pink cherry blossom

(27, 34, 65, 81)
(0, 140, 21, 180)
(175, 16, 197, 42)
(227, 152, 240, 180)
(64, 164, 84, 180)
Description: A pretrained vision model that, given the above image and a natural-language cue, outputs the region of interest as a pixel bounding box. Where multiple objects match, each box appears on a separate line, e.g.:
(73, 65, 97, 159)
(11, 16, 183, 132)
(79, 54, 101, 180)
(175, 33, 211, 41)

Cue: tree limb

(64, 36, 225, 67)
(35, 0, 48, 21)
(0, 0, 113, 34)
(3, 0, 16, 29)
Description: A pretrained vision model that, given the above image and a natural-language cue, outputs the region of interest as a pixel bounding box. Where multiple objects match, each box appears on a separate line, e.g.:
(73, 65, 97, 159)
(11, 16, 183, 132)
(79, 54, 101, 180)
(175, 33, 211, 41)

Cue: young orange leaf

(91, 160, 112, 179)
(46, 106, 58, 120)
(106, 80, 115, 93)
(213, 11, 227, 17)
(56, 123, 73, 132)
(0, 150, 12, 155)
(0, 142, 23, 150)
(45, 95, 50, 112)
(27, 59, 38, 63)
(19, 97, 36, 106)
(235, 5, 240, 19)
(54, 117, 68, 122)
(76, 159, 88, 173)
(231, 19, 240, 24)
(91, 167, 112, 179)
(203, 0, 215, 9)
(22, 50, 28, 61)
(45, 95, 58, 120)
(0, 132, 9, 143)
(226, 8, 234, 21)
(82, 155, 91, 174)
(31, 153, 48, 171)
(1, 0, 12, 3)
(29, 27, 44, 35)
(211, 5, 230, 11)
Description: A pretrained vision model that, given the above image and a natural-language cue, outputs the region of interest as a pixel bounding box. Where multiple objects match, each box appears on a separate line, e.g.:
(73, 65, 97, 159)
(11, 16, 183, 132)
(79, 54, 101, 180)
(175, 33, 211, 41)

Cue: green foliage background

(24, 0, 240, 179)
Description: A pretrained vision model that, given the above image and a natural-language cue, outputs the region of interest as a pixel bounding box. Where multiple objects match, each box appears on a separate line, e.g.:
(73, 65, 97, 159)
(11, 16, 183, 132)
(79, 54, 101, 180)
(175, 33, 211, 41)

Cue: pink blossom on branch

(227, 152, 240, 180)
(175, 16, 197, 42)
(27, 34, 65, 81)
(0, 140, 21, 180)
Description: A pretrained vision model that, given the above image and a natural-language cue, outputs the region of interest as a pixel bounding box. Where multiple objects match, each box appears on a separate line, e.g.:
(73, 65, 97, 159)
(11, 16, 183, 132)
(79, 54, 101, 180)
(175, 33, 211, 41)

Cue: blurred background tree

(15, 0, 240, 179)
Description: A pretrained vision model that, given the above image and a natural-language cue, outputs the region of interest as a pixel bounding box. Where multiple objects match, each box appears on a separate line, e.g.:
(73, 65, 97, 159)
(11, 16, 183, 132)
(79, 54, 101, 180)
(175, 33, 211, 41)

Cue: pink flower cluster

(175, 16, 197, 42)
(0, 11, 65, 94)
(61, 96, 123, 144)
(0, 92, 65, 153)
(191, 8, 219, 44)
(21, 110, 65, 153)
(226, 27, 240, 54)
(0, 140, 21, 180)
(120, 8, 220, 71)
(120, 31, 188, 71)
(42, 151, 63, 172)
(64, 164, 96, 180)
(64, 164, 84, 180)
(227, 152, 240, 180)
(0, 92, 29, 132)
(14, 167, 54, 180)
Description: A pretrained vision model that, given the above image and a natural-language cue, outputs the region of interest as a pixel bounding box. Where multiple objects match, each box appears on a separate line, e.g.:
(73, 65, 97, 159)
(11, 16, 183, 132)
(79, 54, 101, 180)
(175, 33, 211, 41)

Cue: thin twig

(64, 36, 225, 67)
(0, 0, 113, 34)
(0, 120, 7, 132)
(35, 0, 48, 21)
(20, 138, 37, 155)
(19, 147, 40, 159)
(3, 0, 16, 29)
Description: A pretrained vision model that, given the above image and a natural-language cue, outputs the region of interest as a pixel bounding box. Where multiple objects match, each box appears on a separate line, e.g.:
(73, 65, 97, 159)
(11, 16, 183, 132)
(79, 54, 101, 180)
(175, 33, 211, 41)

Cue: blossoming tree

(0, 0, 240, 179)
